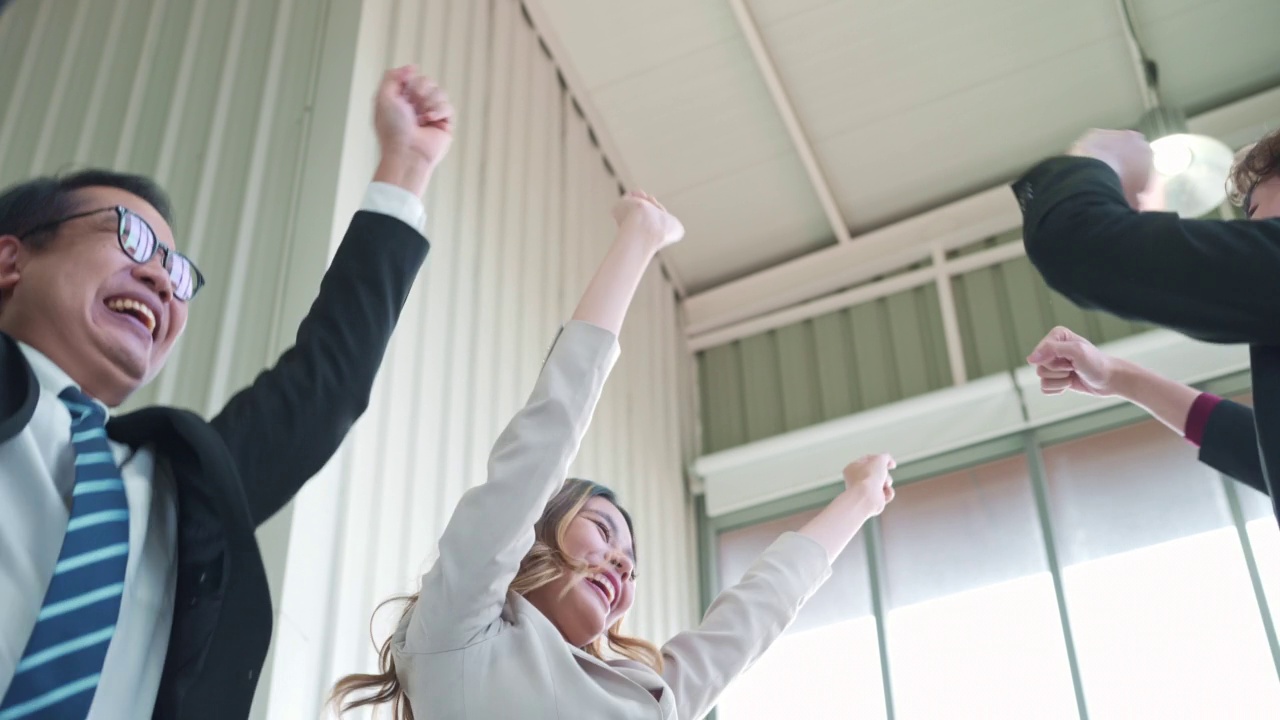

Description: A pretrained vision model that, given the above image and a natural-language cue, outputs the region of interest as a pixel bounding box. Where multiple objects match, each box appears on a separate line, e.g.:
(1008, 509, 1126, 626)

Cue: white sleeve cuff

(361, 182, 426, 233)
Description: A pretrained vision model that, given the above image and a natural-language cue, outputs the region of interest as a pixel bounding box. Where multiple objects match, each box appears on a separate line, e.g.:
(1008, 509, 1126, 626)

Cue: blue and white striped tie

(1, 387, 130, 719)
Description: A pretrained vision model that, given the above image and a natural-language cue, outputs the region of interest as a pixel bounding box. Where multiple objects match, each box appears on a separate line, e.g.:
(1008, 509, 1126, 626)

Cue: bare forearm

(373, 151, 434, 198)
(1110, 359, 1200, 435)
(570, 230, 658, 335)
(797, 491, 879, 563)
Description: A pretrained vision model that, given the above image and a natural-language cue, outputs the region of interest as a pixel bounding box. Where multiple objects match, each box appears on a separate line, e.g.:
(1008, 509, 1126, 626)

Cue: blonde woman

(332, 191, 896, 719)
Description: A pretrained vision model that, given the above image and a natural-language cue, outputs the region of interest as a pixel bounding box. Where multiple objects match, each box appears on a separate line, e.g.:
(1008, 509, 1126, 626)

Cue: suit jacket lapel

(107, 406, 179, 449)
(107, 406, 228, 504)
(570, 646, 672, 715)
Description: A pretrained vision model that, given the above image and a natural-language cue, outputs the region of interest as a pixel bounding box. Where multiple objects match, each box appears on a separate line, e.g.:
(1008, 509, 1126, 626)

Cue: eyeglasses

(18, 205, 205, 301)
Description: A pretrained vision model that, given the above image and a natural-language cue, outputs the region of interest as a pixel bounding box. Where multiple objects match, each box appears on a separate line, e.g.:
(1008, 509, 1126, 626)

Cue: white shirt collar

(16, 341, 112, 418)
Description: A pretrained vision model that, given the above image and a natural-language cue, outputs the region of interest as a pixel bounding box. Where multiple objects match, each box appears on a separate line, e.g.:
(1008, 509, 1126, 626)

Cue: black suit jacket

(1012, 156, 1278, 525)
(0, 211, 429, 719)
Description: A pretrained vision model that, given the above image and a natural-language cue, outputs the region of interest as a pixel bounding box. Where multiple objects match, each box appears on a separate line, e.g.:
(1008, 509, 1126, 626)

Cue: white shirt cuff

(361, 182, 426, 233)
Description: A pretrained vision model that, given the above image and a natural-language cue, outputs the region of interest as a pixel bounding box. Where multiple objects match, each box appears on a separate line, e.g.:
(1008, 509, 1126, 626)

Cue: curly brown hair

(1228, 127, 1280, 209)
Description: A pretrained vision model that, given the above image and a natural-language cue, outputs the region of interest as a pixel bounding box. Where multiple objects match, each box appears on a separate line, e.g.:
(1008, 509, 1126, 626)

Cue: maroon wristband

(1184, 393, 1223, 447)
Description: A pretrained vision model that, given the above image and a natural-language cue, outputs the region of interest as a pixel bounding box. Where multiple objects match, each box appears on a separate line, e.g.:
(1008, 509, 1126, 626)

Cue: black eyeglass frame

(17, 205, 205, 301)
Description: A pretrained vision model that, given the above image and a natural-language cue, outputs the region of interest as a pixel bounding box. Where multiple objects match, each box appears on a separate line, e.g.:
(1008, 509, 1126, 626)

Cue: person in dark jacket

(1015, 127, 1280, 527)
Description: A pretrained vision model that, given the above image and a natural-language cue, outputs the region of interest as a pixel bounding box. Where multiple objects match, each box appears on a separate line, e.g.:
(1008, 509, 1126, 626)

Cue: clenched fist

(842, 453, 896, 517)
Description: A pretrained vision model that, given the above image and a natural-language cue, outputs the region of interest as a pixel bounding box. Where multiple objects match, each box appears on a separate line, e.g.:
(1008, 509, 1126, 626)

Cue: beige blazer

(392, 321, 832, 719)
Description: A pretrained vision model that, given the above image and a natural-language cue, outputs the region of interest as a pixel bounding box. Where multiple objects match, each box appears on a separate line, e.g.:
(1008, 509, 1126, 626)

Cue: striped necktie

(1, 387, 130, 719)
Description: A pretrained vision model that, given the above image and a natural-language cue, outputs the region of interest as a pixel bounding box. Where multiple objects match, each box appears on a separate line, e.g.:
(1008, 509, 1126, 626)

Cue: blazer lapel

(107, 406, 180, 450)
(106, 405, 243, 562)
(107, 406, 217, 488)
(569, 646, 672, 716)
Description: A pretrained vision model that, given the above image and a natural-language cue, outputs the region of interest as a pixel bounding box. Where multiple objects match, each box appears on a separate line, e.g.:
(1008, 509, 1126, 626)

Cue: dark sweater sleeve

(1192, 396, 1269, 496)
(1013, 156, 1280, 346)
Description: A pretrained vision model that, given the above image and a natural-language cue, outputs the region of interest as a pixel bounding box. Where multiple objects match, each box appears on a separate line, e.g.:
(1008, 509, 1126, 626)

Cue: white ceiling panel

(744, 0, 841, 28)
(591, 36, 795, 197)
(660, 151, 834, 291)
(535, 0, 739, 91)
(759, 0, 1127, 142)
(1130, 0, 1280, 113)
(821, 38, 1146, 229)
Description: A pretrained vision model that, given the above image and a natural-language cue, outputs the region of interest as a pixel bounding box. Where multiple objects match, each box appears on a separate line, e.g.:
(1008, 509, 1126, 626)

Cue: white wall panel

(270, 1, 698, 717)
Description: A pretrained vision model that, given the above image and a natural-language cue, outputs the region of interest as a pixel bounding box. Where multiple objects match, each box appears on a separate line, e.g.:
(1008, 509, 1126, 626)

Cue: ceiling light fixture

(1117, 0, 1234, 217)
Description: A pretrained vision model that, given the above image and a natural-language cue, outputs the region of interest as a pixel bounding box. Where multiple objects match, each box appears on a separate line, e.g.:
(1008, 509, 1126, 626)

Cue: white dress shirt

(0, 183, 425, 718)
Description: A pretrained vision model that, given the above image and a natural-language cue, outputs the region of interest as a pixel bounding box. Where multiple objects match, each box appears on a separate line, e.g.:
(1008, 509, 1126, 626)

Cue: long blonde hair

(330, 479, 662, 718)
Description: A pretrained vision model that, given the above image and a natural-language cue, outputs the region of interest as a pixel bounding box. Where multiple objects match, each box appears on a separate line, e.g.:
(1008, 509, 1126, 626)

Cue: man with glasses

(0, 65, 452, 719)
